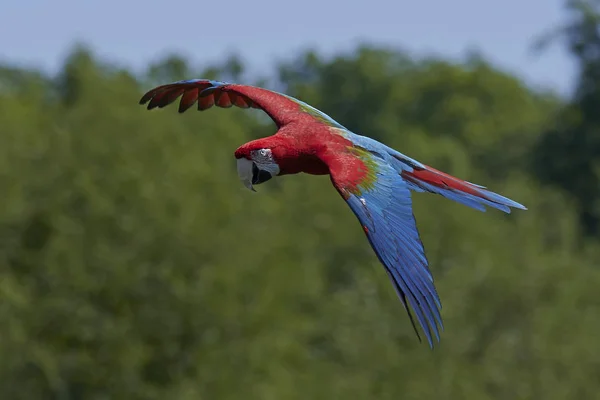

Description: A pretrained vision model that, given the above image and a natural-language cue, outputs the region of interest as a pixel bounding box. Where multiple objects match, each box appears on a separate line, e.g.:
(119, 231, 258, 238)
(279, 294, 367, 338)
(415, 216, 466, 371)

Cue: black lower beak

(252, 163, 272, 185)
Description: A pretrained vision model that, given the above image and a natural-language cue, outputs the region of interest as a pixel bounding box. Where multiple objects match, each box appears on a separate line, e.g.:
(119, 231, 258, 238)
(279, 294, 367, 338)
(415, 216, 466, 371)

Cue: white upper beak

(236, 157, 256, 192)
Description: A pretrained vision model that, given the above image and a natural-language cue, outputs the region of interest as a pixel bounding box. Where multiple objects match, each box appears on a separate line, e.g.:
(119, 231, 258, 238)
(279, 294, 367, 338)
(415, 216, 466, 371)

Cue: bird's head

(234, 147, 280, 192)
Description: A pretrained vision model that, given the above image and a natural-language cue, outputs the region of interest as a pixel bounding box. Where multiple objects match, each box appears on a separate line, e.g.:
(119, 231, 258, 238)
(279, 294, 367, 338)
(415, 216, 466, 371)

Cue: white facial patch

(252, 149, 280, 177)
(236, 157, 255, 191)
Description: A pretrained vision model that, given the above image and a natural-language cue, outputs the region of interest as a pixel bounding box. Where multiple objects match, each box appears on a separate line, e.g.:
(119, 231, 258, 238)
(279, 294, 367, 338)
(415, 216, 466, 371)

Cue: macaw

(139, 79, 527, 348)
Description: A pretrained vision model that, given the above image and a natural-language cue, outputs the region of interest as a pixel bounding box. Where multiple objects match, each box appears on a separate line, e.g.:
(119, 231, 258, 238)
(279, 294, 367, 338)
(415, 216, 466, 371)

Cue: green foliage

(532, 0, 600, 235)
(1, 22, 599, 399)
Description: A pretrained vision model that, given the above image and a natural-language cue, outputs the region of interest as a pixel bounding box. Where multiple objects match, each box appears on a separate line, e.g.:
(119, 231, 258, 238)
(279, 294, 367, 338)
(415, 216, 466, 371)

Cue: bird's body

(140, 79, 527, 348)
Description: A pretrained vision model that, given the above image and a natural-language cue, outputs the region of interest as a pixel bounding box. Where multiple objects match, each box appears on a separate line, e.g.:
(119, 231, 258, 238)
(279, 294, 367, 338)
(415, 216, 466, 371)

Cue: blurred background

(1, 0, 600, 399)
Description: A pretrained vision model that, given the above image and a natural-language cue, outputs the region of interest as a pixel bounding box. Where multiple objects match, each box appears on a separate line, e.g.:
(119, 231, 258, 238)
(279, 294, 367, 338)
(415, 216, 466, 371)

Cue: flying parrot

(139, 79, 527, 348)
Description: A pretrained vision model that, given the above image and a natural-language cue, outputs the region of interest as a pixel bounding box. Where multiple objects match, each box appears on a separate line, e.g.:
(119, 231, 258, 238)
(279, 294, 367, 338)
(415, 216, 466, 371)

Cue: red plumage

(401, 166, 481, 197)
(141, 80, 367, 181)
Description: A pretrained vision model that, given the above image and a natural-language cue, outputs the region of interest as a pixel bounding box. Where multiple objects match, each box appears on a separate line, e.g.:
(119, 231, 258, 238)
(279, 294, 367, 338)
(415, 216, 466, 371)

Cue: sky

(1, 0, 575, 96)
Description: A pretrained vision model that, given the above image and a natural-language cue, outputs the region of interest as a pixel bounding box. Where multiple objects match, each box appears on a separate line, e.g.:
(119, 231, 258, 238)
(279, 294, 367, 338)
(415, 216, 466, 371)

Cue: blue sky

(1, 0, 574, 95)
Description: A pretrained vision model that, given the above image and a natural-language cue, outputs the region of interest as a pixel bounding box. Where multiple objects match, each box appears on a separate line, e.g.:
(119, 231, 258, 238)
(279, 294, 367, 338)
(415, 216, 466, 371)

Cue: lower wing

(330, 157, 443, 348)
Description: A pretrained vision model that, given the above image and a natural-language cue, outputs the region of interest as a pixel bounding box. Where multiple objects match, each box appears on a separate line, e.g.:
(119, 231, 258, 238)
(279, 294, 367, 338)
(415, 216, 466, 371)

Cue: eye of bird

(255, 149, 272, 161)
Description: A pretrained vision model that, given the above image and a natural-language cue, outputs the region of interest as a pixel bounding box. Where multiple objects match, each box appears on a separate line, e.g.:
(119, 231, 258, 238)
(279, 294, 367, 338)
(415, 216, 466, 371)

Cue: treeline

(0, 2, 599, 399)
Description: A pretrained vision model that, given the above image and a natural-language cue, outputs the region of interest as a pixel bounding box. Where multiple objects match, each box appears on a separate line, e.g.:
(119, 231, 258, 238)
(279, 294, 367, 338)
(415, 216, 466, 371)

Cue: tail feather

(401, 166, 527, 213)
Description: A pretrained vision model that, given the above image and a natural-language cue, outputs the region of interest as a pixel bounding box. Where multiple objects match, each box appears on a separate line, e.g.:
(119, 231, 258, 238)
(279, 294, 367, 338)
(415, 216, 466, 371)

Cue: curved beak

(237, 157, 256, 192)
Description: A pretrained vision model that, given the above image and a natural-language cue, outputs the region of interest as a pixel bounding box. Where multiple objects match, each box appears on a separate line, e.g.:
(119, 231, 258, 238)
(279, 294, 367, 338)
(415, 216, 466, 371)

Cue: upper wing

(139, 79, 346, 129)
(328, 149, 443, 348)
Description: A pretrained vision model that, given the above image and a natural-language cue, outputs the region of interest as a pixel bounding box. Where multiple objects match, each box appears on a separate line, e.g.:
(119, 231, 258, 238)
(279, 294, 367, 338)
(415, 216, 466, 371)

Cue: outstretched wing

(328, 149, 443, 348)
(139, 79, 259, 113)
(139, 79, 346, 129)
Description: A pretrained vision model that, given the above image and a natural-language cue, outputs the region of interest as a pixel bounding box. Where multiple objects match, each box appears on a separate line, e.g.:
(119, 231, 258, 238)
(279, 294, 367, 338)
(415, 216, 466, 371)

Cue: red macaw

(139, 79, 527, 348)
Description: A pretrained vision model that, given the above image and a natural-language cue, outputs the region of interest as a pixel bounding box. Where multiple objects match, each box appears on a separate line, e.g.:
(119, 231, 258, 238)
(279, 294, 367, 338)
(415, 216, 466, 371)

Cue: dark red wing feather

(215, 91, 233, 108)
(198, 95, 215, 111)
(139, 78, 318, 127)
(139, 79, 227, 114)
(178, 88, 200, 113)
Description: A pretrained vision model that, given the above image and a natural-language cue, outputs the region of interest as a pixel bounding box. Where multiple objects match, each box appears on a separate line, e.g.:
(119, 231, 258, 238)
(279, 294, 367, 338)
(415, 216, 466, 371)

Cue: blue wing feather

(333, 160, 444, 348)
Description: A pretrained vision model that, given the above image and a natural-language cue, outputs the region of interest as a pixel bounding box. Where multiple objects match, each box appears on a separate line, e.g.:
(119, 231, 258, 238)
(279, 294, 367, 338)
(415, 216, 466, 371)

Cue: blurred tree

(220, 53, 245, 82)
(532, 0, 600, 235)
(147, 54, 191, 85)
(0, 37, 598, 400)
